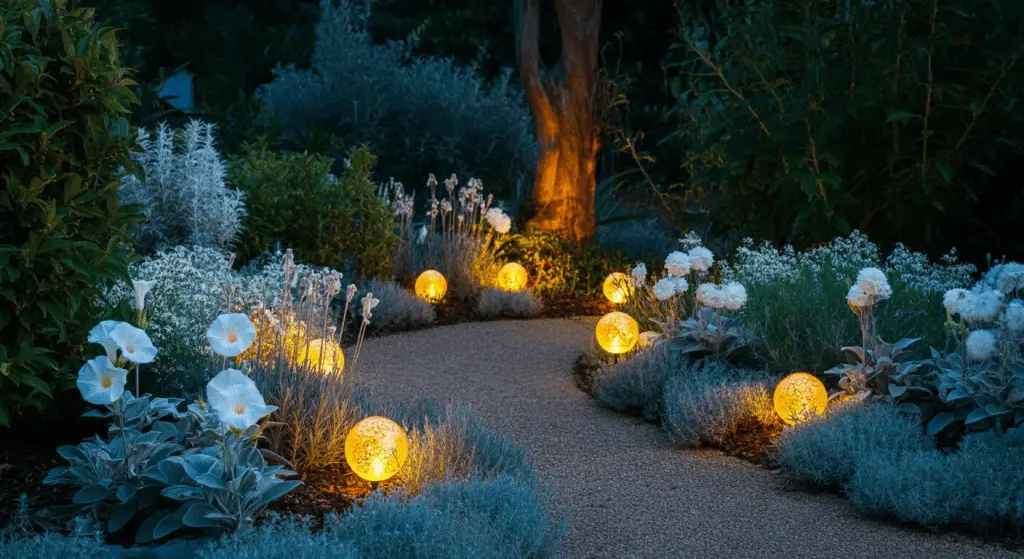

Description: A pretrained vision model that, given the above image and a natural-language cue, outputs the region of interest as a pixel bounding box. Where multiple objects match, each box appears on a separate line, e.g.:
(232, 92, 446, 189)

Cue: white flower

(696, 283, 724, 309)
(653, 278, 677, 301)
(110, 322, 158, 364)
(965, 329, 996, 362)
(995, 262, 1024, 296)
(361, 292, 380, 320)
(855, 267, 892, 300)
(206, 369, 277, 430)
(131, 279, 157, 312)
(346, 284, 358, 303)
(960, 289, 1004, 324)
(88, 320, 122, 362)
(687, 247, 714, 272)
(721, 282, 748, 311)
(943, 288, 969, 315)
(415, 225, 428, 245)
(631, 263, 647, 286)
(485, 208, 512, 234)
(672, 276, 689, 295)
(664, 251, 691, 277)
(846, 285, 869, 308)
(206, 313, 257, 357)
(77, 356, 128, 405)
(1005, 300, 1024, 332)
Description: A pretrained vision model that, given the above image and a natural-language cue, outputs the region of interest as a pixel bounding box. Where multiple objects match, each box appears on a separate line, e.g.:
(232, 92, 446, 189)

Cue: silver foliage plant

(120, 119, 246, 252)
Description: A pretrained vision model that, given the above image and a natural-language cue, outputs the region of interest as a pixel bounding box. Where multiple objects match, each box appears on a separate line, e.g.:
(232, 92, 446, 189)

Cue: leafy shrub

(202, 477, 563, 559)
(500, 232, 629, 301)
(848, 428, 1024, 533)
(476, 289, 544, 319)
(661, 363, 777, 448)
(256, 0, 536, 201)
(361, 281, 435, 331)
(0, 530, 106, 558)
(228, 142, 396, 278)
(724, 232, 974, 372)
(0, 0, 143, 425)
(118, 120, 246, 253)
(777, 402, 933, 488)
(667, 0, 1024, 257)
(594, 345, 696, 421)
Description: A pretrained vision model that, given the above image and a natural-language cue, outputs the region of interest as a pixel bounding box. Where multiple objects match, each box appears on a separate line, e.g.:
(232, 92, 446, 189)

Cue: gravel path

(356, 318, 1021, 559)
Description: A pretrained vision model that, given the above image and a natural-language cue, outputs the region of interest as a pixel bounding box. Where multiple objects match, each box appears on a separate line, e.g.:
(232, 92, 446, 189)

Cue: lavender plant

(119, 120, 246, 253)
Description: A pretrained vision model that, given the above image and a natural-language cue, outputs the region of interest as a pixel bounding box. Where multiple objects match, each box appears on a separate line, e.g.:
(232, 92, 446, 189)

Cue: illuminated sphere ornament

(496, 262, 528, 292)
(299, 338, 344, 375)
(595, 311, 640, 354)
(773, 372, 828, 425)
(603, 272, 634, 304)
(415, 270, 448, 303)
(345, 416, 409, 483)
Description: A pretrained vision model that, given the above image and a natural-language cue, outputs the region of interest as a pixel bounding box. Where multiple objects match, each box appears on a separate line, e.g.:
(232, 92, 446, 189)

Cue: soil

(571, 352, 784, 469)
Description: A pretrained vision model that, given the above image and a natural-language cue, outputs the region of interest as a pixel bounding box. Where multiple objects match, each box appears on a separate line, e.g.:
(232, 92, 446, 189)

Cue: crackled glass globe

(299, 338, 344, 375)
(774, 372, 828, 425)
(496, 262, 528, 292)
(415, 270, 448, 303)
(345, 416, 409, 483)
(603, 272, 634, 304)
(595, 311, 640, 354)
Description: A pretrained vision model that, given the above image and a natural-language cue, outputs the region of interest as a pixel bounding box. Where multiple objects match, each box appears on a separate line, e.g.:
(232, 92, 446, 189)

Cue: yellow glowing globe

(415, 270, 448, 303)
(299, 338, 344, 374)
(496, 262, 528, 292)
(345, 416, 409, 483)
(773, 372, 828, 425)
(595, 311, 640, 354)
(603, 272, 634, 304)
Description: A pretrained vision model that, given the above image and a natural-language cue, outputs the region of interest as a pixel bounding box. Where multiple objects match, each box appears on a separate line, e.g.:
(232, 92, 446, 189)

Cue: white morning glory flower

(206, 369, 277, 430)
(206, 313, 257, 357)
(88, 320, 122, 362)
(110, 322, 158, 364)
(131, 279, 157, 311)
(77, 356, 128, 405)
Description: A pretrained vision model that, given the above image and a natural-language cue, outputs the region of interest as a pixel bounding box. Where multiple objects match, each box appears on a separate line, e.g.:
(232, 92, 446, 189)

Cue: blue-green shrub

(777, 402, 933, 488)
(475, 289, 544, 319)
(594, 346, 696, 421)
(661, 363, 778, 448)
(848, 428, 1024, 533)
(0, 531, 106, 559)
(256, 0, 535, 200)
(361, 281, 435, 331)
(200, 477, 564, 559)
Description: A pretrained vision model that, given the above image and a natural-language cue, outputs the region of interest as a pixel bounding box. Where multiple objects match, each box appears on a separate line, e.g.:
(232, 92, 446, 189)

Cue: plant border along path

(356, 318, 1021, 559)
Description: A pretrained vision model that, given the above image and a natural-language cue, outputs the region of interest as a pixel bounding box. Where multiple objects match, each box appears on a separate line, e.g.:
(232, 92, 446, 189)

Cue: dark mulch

(571, 351, 783, 469)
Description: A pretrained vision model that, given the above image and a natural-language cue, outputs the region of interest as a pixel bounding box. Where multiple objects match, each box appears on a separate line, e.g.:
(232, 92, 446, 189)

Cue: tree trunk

(515, 0, 603, 243)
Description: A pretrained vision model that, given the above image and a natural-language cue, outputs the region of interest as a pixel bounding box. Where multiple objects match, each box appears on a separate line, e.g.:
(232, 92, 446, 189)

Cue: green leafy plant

(499, 232, 628, 301)
(228, 141, 397, 279)
(0, 0, 144, 425)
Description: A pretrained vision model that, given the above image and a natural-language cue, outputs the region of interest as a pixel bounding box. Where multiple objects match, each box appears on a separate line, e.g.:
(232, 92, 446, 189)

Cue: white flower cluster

(941, 260, 1024, 362)
(846, 267, 893, 308)
(484, 207, 512, 234)
(695, 281, 748, 311)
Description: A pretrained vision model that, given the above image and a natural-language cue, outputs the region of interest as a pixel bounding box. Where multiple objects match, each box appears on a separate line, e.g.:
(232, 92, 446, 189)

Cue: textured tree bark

(514, 0, 603, 243)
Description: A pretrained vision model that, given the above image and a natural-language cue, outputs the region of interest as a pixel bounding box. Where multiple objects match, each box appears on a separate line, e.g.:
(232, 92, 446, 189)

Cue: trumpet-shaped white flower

(664, 251, 691, 277)
(721, 282, 748, 311)
(846, 285, 870, 308)
(943, 288, 969, 315)
(206, 369, 277, 430)
(131, 279, 157, 311)
(653, 278, 677, 301)
(206, 313, 257, 357)
(88, 320, 122, 362)
(965, 329, 996, 362)
(1005, 300, 1024, 332)
(110, 322, 158, 364)
(77, 356, 128, 405)
(696, 283, 724, 309)
(631, 263, 647, 286)
(688, 247, 715, 272)
(855, 267, 892, 300)
(672, 276, 689, 295)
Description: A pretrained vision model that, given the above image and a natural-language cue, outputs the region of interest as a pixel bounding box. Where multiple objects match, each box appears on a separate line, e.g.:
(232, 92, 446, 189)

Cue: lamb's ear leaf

(73, 483, 110, 505)
(108, 500, 137, 533)
(181, 502, 222, 528)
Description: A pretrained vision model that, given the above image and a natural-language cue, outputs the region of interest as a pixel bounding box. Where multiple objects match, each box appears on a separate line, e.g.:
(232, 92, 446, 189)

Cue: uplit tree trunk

(514, 0, 603, 243)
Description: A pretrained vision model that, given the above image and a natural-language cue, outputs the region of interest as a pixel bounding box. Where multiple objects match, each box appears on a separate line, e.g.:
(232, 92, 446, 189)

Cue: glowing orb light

(595, 311, 640, 354)
(496, 262, 528, 292)
(345, 416, 409, 483)
(603, 272, 634, 304)
(414, 270, 448, 303)
(299, 338, 344, 374)
(773, 372, 828, 425)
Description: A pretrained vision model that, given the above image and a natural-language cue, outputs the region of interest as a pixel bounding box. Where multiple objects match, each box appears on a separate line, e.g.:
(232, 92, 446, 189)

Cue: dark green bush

(664, 0, 1024, 258)
(499, 232, 629, 301)
(228, 141, 397, 279)
(0, 1, 142, 425)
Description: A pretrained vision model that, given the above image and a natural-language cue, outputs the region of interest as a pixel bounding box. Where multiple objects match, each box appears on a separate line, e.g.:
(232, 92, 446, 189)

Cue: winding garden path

(357, 318, 1021, 558)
